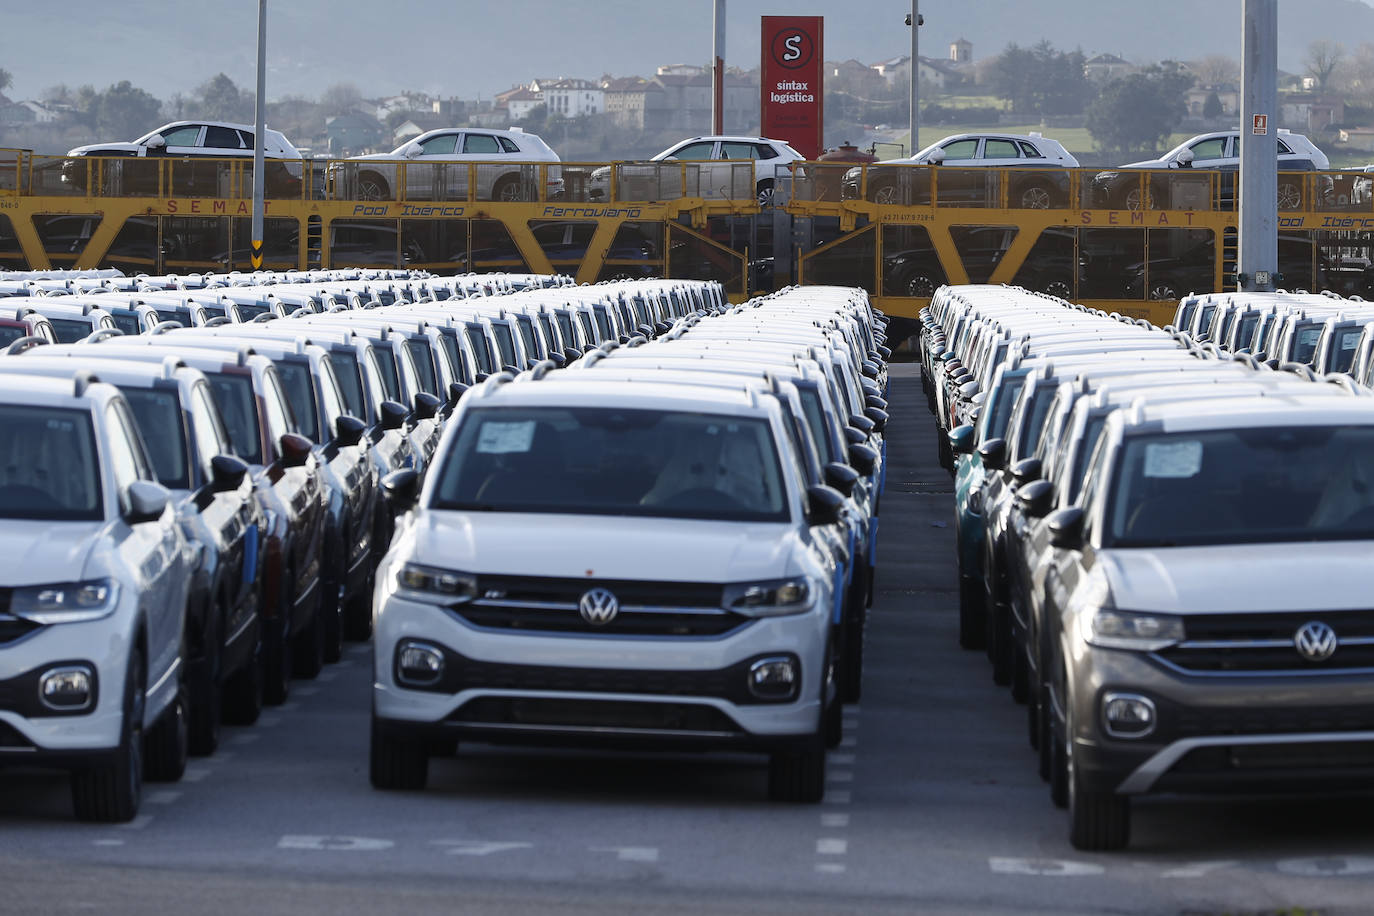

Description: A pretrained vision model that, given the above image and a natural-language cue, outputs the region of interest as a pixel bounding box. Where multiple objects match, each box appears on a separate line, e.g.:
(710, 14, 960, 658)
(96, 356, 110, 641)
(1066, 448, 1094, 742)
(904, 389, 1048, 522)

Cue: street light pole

(712, 0, 726, 135)
(1238, 0, 1277, 292)
(251, 0, 266, 271)
(908, 2, 921, 157)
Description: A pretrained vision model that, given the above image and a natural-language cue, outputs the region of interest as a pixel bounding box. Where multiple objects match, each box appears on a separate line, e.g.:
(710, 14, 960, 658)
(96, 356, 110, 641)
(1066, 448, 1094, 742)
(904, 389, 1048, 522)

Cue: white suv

(588, 136, 805, 205)
(0, 374, 194, 820)
(370, 371, 846, 801)
(341, 127, 563, 202)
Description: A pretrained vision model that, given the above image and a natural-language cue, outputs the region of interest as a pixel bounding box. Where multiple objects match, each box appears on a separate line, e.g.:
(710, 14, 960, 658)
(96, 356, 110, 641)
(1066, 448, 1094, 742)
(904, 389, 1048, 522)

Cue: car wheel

(356, 171, 390, 201)
(768, 738, 826, 803)
(903, 272, 938, 298)
(71, 646, 144, 823)
(1010, 639, 1029, 704)
(958, 575, 985, 649)
(292, 592, 326, 679)
(1277, 181, 1302, 210)
(222, 640, 264, 726)
(187, 611, 222, 756)
(1049, 666, 1069, 807)
(841, 607, 865, 705)
(1043, 279, 1072, 299)
(1037, 681, 1053, 782)
(370, 719, 429, 790)
(321, 562, 344, 665)
(824, 637, 844, 749)
(263, 569, 293, 705)
(1018, 182, 1053, 209)
(1149, 284, 1177, 301)
(1123, 187, 1152, 211)
(145, 680, 189, 783)
(343, 571, 374, 641)
(870, 181, 900, 205)
(1067, 702, 1131, 851)
(493, 176, 523, 202)
(756, 179, 775, 207)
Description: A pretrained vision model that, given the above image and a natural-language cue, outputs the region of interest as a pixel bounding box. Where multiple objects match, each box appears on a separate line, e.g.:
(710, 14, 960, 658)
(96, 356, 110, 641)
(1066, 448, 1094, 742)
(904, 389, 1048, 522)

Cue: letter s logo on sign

(783, 34, 803, 62)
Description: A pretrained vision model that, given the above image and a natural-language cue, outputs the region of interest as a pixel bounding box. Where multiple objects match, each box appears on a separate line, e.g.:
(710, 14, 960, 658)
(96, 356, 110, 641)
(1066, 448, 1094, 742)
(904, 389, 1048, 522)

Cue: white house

(534, 78, 604, 118)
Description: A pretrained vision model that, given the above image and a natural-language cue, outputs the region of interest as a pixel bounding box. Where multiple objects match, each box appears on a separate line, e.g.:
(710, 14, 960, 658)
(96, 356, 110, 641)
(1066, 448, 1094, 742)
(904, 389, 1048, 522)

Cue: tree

(1306, 39, 1345, 92)
(1202, 91, 1223, 120)
(195, 73, 253, 122)
(1190, 54, 1239, 87)
(92, 80, 162, 136)
(988, 41, 1092, 116)
(321, 83, 362, 117)
(0, 67, 12, 95)
(1086, 64, 1194, 157)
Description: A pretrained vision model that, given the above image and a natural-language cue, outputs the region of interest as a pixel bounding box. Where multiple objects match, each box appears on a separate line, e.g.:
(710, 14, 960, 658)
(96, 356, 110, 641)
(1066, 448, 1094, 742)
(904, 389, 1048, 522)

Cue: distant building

(503, 88, 544, 122)
(1084, 53, 1133, 82)
(950, 38, 973, 64)
(534, 78, 604, 118)
(1185, 84, 1240, 119)
(871, 55, 965, 91)
(654, 71, 754, 134)
(392, 113, 449, 144)
(603, 76, 667, 131)
(1280, 93, 1344, 135)
(0, 100, 62, 126)
(657, 64, 705, 77)
(323, 112, 386, 155)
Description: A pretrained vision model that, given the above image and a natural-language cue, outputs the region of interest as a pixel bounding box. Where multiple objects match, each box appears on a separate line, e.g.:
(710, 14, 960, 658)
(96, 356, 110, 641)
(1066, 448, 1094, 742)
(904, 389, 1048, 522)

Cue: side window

(1277, 138, 1294, 155)
(1018, 141, 1044, 159)
(1188, 138, 1228, 161)
(317, 359, 345, 430)
(238, 130, 256, 148)
(419, 133, 458, 156)
(262, 370, 295, 447)
(498, 136, 520, 153)
(203, 126, 243, 149)
(983, 139, 1020, 159)
(105, 402, 152, 510)
(755, 143, 779, 160)
(940, 139, 979, 159)
(720, 142, 759, 159)
(1076, 435, 1111, 537)
(463, 133, 501, 155)
(668, 142, 717, 160)
(160, 126, 202, 147)
(187, 385, 225, 480)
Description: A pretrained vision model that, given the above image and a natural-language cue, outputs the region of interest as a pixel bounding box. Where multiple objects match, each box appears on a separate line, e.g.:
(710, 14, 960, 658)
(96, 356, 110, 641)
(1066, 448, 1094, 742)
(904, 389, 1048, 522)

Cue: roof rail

(528, 359, 558, 381)
(80, 328, 125, 344)
(204, 316, 233, 328)
(150, 320, 185, 335)
(1322, 372, 1362, 394)
(73, 369, 99, 397)
(5, 336, 48, 355)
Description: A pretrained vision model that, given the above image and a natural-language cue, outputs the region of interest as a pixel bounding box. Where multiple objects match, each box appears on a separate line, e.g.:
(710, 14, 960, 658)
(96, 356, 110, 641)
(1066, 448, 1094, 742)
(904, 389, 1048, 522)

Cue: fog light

(1102, 692, 1156, 738)
(396, 641, 444, 687)
(40, 666, 93, 711)
(748, 656, 799, 701)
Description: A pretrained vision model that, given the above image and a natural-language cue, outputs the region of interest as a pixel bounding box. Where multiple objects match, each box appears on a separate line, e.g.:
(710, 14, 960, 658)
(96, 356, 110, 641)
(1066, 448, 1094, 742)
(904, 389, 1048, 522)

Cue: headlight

(395, 563, 476, 604)
(722, 577, 814, 617)
(11, 579, 120, 624)
(1083, 609, 1184, 651)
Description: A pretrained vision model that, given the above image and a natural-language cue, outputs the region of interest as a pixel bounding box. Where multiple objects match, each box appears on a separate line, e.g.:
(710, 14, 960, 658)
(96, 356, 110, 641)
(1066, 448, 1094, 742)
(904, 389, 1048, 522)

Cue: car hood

(0, 520, 104, 586)
(347, 153, 403, 161)
(408, 511, 798, 582)
(66, 142, 142, 156)
(1099, 542, 1374, 613)
(1116, 158, 1169, 170)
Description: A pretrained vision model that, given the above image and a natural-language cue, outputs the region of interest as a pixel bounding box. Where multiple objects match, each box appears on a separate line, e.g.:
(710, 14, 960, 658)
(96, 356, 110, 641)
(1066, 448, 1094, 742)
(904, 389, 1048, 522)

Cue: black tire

(869, 181, 900, 205)
(768, 740, 826, 803)
(145, 683, 189, 782)
(222, 645, 264, 726)
(292, 599, 325, 679)
(1068, 701, 1131, 850)
(841, 587, 866, 704)
(1049, 674, 1069, 808)
(492, 175, 522, 202)
(958, 575, 985, 650)
(343, 572, 374, 641)
(824, 638, 844, 749)
(322, 571, 344, 665)
(1037, 682, 1053, 782)
(370, 720, 429, 790)
(187, 654, 221, 757)
(1010, 641, 1030, 704)
(263, 570, 293, 705)
(356, 171, 390, 201)
(756, 179, 775, 207)
(1017, 181, 1055, 210)
(71, 647, 144, 823)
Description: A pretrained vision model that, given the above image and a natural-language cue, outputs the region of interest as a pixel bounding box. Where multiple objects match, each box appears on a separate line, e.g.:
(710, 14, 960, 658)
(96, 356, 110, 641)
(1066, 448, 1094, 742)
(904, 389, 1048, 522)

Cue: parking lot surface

(3, 362, 1373, 916)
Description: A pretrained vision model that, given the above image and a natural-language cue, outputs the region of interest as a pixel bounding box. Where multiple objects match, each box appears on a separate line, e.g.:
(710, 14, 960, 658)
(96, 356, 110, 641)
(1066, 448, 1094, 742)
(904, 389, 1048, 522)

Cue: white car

(0, 374, 193, 821)
(370, 372, 845, 802)
(62, 120, 304, 196)
(341, 128, 562, 202)
(843, 132, 1080, 208)
(588, 136, 805, 206)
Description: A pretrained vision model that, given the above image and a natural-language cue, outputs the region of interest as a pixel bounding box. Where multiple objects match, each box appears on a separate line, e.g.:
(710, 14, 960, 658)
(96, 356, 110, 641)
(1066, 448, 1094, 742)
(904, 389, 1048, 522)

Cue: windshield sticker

(1342, 334, 1359, 350)
(476, 421, 536, 454)
(1143, 441, 1203, 478)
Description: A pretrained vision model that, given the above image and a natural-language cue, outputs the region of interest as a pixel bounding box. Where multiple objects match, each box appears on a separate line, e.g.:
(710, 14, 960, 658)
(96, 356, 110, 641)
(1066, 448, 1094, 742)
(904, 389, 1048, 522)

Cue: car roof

(479, 375, 766, 415)
(1123, 392, 1374, 432)
(0, 372, 117, 409)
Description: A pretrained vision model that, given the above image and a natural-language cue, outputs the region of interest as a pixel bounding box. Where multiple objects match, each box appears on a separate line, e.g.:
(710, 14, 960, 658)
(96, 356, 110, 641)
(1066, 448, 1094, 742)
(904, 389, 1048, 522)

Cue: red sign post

(760, 16, 824, 159)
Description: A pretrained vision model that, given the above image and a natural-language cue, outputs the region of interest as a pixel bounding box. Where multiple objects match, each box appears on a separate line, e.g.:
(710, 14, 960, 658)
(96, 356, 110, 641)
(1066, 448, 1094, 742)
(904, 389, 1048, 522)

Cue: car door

(933, 137, 981, 204)
(462, 132, 511, 200)
(1188, 135, 1233, 170)
(412, 130, 460, 200)
(718, 141, 761, 199)
(663, 140, 720, 198)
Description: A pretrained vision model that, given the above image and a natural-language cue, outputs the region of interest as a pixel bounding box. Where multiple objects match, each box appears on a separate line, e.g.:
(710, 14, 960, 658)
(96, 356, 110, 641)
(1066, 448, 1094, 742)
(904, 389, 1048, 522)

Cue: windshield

(205, 372, 262, 464)
(108, 313, 142, 336)
(122, 387, 189, 490)
(1330, 327, 1363, 374)
(276, 361, 321, 442)
(983, 374, 1027, 441)
(1107, 426, 1374, 547)
(327, 351, 366, 422)
(373, 346, 400, 401)
(432, 407, 789, 522)
(236, 302, 270, 320)
(798, 388, 839, 464)
(0, 405, 102, 520)
(492, 323, 518, 368)
(405, 339, 437, 395)
(1290, 325, 1322, 366)
(48, 317, 91, 344)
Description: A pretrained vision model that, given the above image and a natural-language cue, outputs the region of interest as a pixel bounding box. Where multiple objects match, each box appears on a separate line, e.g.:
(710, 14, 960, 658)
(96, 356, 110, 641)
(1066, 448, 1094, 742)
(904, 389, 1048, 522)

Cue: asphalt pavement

(3, 362, 1374, 916)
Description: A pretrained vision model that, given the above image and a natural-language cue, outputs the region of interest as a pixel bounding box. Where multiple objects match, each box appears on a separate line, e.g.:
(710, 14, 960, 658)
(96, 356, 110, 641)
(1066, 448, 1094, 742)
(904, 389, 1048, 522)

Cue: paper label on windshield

(476, 421, 535, 454)
(1343, 334, 1359, 350)
(1143, 441, 1202, 478)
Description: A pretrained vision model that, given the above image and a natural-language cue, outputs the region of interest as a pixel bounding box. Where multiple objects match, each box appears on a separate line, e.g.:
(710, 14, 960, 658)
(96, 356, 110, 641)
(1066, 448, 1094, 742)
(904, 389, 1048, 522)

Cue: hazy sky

(6, 0, 1372, 105)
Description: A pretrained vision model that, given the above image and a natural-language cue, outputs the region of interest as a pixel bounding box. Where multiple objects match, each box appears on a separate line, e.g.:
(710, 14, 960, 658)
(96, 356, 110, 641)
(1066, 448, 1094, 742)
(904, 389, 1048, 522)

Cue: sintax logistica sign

(760, 16, 824, 160)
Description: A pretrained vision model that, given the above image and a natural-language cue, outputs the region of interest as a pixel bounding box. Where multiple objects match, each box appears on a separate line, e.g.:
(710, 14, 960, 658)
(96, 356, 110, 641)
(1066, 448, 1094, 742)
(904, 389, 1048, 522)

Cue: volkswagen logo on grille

(579, 587, 620, 626)
(1294, 621, 1339, 662)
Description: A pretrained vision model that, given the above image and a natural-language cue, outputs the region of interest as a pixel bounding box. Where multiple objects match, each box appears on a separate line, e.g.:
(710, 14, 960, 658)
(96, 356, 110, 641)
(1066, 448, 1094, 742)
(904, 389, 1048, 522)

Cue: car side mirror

(144, 135, 166, 149)
(382, 468, 420, 509)
(861, 360, 880, 380)
(209, 454, 249, 492)
(849, 413, 876, 436)
(1017, 479, 1056, 519)
(1047, 507, 1086, 549)
(124, 479, 170, 524)
(1011, 457, 1043, 487)
(926, 147, 946, 165)
(876, 345, 892, 360)
(402, 143, 423, 159)
(380, 399, 409, 431)
(977, 437, 1007, 471)
(447, 381, 469, 409)
(334, 414, 366, 448)
(948, 424, 974, 456)
(412, 392, 441, 421)
(865, 394, 888, 411)
(823, 462, 859, 498)
(563, 347, 582, 364)
(805, 485, 846, 526)
(279, 432, 313, 468)
(844, 425, 867, 446)
(847, 443, 878, 476)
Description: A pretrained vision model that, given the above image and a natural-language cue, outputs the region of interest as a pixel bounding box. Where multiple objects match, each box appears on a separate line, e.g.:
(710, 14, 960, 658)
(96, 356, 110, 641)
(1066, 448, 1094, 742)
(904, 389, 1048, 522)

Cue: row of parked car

(922, 283, 1374, 851)
(0, 269, 735, 822)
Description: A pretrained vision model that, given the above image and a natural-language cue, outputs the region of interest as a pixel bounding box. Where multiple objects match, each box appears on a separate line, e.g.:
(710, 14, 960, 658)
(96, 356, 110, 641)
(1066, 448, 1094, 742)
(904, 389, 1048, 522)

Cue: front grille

(453, 576, 744, 637)
(0, 588, 10, 613)
(1173, 741, 1374, 773)
(0, 615, 39, 646)
(1155, 610, 1374, 674)
(1171, 705, 1374, 738)
(449, 696, 744, 735)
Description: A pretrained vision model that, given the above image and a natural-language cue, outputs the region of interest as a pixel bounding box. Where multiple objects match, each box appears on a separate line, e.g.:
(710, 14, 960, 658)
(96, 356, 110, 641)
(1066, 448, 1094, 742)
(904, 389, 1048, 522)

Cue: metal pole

(1238, 0, 1277, 292)
(910, 2, 919, 156)
(251, 0, 266, 271)
(712, 0, 725, 135)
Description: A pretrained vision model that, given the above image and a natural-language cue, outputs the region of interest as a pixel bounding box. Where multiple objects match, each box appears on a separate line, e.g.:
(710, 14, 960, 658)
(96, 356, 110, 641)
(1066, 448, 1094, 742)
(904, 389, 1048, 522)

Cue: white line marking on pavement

(988, 857, 1105, 877)
(316, 670, 338, 682)
(431, 840, 535, 857)
(815, 863, 846, 874)
(1277, 856, 1374, 877)
(182, 767, 212, 783)
(92, 839, 125, 846)
(841, 718, 860, 730)
(825, 790, 852, 804)
(230, 733, 260, 746)
(145, 790, 181, 805)
(215, 752, 235, 762)
(817, 838, 848, 855)
(257, 715, 281, 727)
(1161, 861, 1238, 879)
(278, 835, 395, 851)
(348, 644, 369, 655)
(827, 770, 854, 783)
(820, 813, 850, 828)
(590, 846, 659, 863)
(278, 702, 300, 712)
(828, 753, 856, 765)
(839, 735, 858, 748)
(119, 815, 154, 831)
